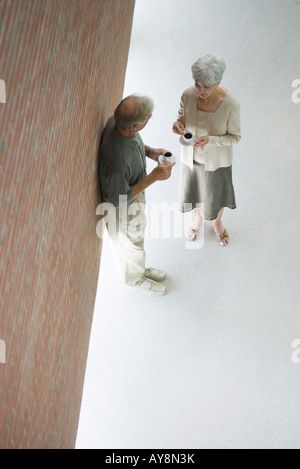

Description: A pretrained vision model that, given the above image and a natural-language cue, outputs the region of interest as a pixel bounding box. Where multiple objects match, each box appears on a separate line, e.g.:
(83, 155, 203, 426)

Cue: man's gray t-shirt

(98, 116, 147, 207)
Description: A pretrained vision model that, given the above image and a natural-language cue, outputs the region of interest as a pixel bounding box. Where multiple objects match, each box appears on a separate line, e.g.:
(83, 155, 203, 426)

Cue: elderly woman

(172, 55, 241, 245)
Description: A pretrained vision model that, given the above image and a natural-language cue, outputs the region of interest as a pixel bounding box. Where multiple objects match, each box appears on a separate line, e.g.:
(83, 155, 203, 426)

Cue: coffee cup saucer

(179, 135, 196, 146)
(158, 154, 176, 164)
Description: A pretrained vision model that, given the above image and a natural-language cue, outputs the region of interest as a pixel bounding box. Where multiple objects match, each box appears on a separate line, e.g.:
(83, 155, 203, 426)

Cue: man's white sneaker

(131, 275, 166, 296)
(144, 267, 166, 282)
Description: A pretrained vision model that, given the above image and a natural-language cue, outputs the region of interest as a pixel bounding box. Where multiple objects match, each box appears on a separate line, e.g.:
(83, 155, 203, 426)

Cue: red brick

(0, 0, 135, 449)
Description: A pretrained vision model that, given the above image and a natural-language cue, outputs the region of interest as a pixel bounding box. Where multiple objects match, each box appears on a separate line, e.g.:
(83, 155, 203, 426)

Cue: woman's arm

(172, 93, 186, 135)
(207, 103, 241, 147)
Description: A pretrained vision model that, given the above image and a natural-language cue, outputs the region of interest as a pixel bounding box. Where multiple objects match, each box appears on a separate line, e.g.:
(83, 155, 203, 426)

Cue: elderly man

(98, 94, 175, 296)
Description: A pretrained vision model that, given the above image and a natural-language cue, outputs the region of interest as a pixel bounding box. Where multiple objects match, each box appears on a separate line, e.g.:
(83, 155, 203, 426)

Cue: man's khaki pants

(106, 193, 147, 285)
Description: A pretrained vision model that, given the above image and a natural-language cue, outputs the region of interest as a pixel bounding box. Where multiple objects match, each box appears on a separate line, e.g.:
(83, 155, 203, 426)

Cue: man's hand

(151, 161, 176, 181)
(130, 161, 176, 201)
(148, 148, 167, 162)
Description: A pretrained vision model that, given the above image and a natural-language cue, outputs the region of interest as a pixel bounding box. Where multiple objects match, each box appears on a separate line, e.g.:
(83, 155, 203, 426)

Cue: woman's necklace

(197, 87, 225, 111)
(197, 94, 210, 106)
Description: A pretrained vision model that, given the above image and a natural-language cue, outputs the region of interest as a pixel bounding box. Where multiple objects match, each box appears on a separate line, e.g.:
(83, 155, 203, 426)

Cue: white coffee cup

(159, 151, 176, 164)
(163, 151, 173, 163)
(183, 131, 194, 143)
(162, 151, 173, 163)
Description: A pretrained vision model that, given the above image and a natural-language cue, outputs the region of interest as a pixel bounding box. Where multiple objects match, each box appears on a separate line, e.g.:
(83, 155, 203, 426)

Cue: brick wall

(0, 0, 135, 448)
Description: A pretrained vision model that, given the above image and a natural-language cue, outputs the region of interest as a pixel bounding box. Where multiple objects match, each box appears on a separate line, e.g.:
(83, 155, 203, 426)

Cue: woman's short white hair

(191, 55, 226, 86)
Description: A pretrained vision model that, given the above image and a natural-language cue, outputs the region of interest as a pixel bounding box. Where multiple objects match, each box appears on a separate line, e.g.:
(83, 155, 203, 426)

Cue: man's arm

(144, 145, 152, 157)
(131, 162, 176, 201)
(144, 146, 167, 162)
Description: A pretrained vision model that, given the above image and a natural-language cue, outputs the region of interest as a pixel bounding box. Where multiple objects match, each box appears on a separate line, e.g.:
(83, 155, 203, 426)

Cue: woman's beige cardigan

(177, 86, 241, 171)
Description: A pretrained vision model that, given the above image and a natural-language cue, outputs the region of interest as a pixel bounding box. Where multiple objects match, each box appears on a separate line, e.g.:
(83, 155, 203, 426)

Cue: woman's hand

(193, 135, 209, 147)
(172, 121, 185, 135)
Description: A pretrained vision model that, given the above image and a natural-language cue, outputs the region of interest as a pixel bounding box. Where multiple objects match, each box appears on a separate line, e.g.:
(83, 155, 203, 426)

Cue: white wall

(76, 0, 300, 449)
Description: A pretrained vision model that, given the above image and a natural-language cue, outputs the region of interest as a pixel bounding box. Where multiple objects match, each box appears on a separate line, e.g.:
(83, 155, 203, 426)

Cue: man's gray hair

(114, 94, 154, 129)
(191, 55, 226, 86)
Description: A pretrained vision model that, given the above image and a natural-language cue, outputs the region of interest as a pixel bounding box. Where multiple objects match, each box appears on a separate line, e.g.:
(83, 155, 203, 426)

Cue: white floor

(76, 0, 300, 449)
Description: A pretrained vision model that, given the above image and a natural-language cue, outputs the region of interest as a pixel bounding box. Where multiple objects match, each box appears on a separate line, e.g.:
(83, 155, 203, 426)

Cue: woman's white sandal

(217, 229, 229, 246)
(186, 227, 200, 241)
